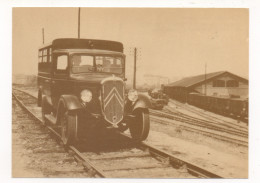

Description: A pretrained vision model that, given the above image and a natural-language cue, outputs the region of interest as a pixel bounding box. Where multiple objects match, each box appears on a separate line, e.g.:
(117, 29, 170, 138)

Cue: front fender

(55, 95, 83, 126)
(125, 93, 151, 113)
(58, 95, 83, 111)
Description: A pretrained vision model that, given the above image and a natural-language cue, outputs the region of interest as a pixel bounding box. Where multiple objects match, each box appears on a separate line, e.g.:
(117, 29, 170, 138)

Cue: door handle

(51, 80, 55, 84)
(44, 80, 50, 83)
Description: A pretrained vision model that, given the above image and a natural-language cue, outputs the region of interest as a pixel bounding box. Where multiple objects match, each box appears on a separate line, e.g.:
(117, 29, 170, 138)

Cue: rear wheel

(59, 106, 78, 146)
(129, 108, 150, 141)
(41, 96, 51, 125)
(37, 90, 42, 107)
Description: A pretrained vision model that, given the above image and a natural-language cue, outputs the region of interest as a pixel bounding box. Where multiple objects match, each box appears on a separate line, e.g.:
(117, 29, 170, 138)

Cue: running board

(45, 114, 56, 125)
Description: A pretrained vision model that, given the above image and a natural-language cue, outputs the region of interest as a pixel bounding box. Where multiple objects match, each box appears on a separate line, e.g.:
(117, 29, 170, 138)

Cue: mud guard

(55, 95, 83, 142)
(58, 95, 83, 111)
(126, 94, 151, 141)
(125, 93, 151, 113)
(55, 95, 83, 125)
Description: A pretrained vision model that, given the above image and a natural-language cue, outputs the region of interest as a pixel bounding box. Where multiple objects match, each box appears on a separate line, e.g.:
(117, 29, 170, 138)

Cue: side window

(43, 56, 47, 63)
(115, 58, 122, 65)
(48, 48, 52, 63)
(43, 49, 47, 63)
(38, 49, 51, 73)
(213, 80, 225, 87)
(38, 50, 42, 63)
(56, 55, 68, 72)
(226, 80, 239, 87)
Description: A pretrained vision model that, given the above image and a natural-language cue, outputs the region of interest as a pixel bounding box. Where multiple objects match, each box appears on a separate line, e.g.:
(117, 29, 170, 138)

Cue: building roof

(144, 74, 169, 79)
(166, 71, 248, 88)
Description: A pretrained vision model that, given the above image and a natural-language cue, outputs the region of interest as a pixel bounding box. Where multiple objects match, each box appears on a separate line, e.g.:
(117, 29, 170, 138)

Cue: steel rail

(69, 146, 106, 178)
(13, 88, 223, 178)
(150, 109, 248, 138)
(163, 106, 248, 132)
(151, 108, 247, 135)
(150, 116, 248, 147)
(12, 90, 107, 178)
(119, 133, 222, 178)
(12, 92, 61, 138)
(141, 142, 222, 178)
(169, 99, 248, 125)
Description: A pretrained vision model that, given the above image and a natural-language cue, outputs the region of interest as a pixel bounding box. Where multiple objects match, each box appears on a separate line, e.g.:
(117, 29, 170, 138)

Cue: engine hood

(70, 73, 123, 84)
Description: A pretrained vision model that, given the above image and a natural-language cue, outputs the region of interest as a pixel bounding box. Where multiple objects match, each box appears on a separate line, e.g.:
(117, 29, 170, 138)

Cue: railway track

(150, 115, 248, 147)
(150, 109, 248, 138)
(12, 88, 223, 178)
(163, 106, 248, 132)
(169, 99, 248, 127)
(12, 96, 90, 177)
(149, 109, 248, 147)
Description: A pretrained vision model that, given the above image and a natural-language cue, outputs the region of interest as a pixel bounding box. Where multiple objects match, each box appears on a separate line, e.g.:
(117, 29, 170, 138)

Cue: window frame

(226, 80, 239, 87)
(48, 48, 52, 63)
(212, 80, 225, 87)
(70, 53, 124, 74)
(38, 50, 43, 63)
(42, 48, 48, 63)
(54, 54, 69, 74)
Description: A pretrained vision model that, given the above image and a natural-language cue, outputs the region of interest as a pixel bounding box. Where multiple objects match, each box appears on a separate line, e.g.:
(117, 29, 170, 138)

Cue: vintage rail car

(148, 89, 169, 110)
(37, 38, 151, 145)
(187, 93, 248, 121)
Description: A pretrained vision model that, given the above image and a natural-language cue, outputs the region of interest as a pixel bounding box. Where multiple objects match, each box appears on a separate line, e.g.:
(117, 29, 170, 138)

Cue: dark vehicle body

(38, 38, 151, 145)
(187, 93, 248, 121)
(148, 89, 169, 110)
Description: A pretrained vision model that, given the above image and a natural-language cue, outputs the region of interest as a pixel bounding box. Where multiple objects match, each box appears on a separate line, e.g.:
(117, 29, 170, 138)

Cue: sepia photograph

(12, 7, 249, 179)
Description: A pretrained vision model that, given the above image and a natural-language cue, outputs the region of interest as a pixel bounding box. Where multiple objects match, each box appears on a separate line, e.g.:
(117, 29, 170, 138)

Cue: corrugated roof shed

(166, 71, 248, 88)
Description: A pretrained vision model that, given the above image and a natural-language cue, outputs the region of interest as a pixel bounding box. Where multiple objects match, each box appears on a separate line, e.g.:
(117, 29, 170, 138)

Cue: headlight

(128, 89, 138, 102)
(80, 89, 92, 103)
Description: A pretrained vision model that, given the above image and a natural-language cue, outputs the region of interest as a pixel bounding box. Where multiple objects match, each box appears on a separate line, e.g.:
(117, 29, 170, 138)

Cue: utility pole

(78, 7, 81, 39)
(204, 62, 207, 96)
(133, 47, 137, 89)
(42, 28, 45, 44)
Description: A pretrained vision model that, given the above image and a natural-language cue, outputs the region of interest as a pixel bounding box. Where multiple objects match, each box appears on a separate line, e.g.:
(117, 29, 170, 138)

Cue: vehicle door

(51, 53, 70, 109)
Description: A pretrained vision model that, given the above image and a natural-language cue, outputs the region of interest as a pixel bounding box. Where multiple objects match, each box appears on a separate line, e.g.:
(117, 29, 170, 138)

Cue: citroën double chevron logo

(104, 86, 124, 110)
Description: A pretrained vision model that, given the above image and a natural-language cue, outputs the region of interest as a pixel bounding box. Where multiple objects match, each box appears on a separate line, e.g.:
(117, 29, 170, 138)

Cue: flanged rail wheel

(60, 106, 78, 146)
(37, 89, 42, 107)
(41, 96, 51, 125)
(129, 108, 150, 141)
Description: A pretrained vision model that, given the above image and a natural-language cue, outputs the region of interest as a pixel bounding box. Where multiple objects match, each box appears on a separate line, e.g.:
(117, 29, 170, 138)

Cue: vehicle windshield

(71, 54, 124, 74)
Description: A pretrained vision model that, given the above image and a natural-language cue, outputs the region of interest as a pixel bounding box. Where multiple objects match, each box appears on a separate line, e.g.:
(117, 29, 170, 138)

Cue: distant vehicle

(37, 38, 151, 145)
(148, 89, 169, 110)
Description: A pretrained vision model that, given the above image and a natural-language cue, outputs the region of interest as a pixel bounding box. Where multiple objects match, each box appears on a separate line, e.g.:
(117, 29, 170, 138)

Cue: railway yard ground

(12, 84, 248, 178)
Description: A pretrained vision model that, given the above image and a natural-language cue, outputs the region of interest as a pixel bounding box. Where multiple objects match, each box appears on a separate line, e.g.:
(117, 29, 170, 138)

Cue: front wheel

(59, 106, 78, 146)
(129, 108, 150, 141)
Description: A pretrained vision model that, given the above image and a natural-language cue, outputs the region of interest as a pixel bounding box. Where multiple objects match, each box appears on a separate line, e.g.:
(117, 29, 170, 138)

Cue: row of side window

(38, 48, 52, 63)
(212, 80, 239, 87)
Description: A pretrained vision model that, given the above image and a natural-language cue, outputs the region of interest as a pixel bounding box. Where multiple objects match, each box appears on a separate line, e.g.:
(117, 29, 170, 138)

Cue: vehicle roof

(39, 38, 124, 53)
(53, 49, 125, 56)
(38, 42, 52, 50)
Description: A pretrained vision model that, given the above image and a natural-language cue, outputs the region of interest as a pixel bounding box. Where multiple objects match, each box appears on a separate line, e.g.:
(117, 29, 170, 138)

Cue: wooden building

(163, 71, 248, 102)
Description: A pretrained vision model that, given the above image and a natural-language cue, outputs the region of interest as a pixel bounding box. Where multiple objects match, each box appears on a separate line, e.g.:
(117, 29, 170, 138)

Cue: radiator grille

(102, 79, 124, 124)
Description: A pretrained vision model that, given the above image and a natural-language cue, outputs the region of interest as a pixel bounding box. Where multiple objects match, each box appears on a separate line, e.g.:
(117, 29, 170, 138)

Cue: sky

(13, 8, 248, 85)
